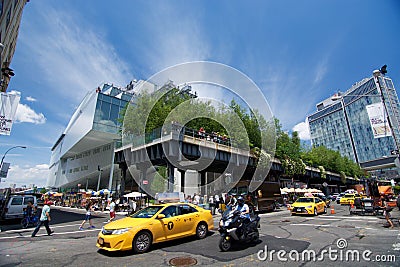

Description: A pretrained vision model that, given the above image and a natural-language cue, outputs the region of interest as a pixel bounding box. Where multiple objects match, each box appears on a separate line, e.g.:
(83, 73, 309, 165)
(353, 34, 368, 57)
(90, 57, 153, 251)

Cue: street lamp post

(97, 165, 103, 192)
(0, 145, 26, 169)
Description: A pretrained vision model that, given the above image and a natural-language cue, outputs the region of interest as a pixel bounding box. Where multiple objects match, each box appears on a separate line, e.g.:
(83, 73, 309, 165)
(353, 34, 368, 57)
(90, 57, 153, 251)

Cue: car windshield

(344, 194, 354, 198)
(296, 198, 314, 203)
(130, 206, 163, 218)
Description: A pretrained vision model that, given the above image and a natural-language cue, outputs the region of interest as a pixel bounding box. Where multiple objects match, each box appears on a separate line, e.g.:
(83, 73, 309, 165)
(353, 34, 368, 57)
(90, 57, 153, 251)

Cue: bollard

(330, 205, 335, 214)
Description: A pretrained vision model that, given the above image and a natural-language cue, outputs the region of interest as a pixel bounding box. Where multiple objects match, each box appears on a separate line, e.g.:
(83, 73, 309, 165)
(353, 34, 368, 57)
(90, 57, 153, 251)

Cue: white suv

(2, 195, 37, 220)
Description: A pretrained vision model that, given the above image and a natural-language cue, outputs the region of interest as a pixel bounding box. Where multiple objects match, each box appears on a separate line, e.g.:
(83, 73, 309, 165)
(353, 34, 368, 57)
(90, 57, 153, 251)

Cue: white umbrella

(124, 192, 145, 198)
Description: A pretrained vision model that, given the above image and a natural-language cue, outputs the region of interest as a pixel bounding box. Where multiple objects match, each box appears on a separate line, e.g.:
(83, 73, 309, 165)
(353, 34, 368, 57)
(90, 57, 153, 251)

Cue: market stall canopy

(307, 188, 322, 193)
(124, 192, 146, 198)
(281, 187, 295, 193)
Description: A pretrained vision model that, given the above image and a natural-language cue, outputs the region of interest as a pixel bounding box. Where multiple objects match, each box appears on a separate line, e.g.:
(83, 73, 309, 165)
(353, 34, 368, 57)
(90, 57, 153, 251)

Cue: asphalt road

(0, 204, 399, 267)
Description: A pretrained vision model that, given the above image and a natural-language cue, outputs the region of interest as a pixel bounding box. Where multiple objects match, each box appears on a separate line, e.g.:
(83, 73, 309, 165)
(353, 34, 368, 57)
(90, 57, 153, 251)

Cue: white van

(2, 195, 37, 220)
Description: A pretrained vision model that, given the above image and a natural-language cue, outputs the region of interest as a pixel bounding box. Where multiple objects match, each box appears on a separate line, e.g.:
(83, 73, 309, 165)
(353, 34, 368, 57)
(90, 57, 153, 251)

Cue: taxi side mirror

(157, 214, 165, 219)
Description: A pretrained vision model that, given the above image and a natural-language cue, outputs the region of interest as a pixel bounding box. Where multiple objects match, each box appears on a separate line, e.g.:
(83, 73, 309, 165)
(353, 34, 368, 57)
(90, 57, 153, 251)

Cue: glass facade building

(47, 82, 138, 189)
(308, 74, 400, 166)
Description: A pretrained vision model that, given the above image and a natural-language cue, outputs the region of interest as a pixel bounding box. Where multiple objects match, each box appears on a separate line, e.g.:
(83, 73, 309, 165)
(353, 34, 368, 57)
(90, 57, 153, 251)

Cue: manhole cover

(169, 256, 197, 266)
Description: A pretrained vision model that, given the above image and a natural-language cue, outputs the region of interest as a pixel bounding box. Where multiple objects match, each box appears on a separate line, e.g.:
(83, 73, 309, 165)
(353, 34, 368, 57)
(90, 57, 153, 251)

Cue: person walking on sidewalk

(31, 200, 54, 237)
(108, 198, 116, 222)
(79, 201, 95, 230)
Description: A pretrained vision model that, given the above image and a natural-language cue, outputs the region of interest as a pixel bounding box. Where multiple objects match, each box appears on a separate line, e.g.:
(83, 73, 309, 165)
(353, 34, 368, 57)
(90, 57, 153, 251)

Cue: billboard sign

(366, 102, 392, 138)
(0, 91, 21, 135)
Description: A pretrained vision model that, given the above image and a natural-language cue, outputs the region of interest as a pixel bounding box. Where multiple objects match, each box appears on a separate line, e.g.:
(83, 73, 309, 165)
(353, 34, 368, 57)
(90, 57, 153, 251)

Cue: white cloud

(20, 5, 132, 102)
(15, 103, 46, 124)
(25, 96, 37, 102)
(293, 119, 311, 140)
(1, 164, 49, 188)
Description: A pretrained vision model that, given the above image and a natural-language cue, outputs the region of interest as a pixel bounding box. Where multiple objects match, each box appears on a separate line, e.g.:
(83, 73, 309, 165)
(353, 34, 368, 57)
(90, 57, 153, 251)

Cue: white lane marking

(290, 223, 332, 227)
(3, 223, 83, 234)
(319, 215, 379, 220)
(0, 229, 100, 240)
(290, 223, 396, 231)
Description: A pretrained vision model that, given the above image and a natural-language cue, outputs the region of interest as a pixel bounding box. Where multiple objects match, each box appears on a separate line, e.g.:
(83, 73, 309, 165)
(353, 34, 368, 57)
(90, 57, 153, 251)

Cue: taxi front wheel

(133, 231, 152, 253)
(196, 223, 208, 239)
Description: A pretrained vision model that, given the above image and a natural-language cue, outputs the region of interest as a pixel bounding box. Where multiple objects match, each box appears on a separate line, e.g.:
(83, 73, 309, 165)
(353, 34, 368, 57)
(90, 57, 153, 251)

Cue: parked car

(331, 193, 340, 201)
(340, 193, 361, 205)
(312, 193, 331, 207)
(336, 192, 346, 204)
(2, 195, 37, 220)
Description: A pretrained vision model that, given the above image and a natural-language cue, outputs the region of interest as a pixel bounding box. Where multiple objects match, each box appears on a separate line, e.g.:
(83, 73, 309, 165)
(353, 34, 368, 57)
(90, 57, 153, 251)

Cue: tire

(132, 231, 152, 253)
(314, 208, 318, 216)
(219, 236, 232, 252)
(196, 223, 208, 239)
(21, 218, 28, 229)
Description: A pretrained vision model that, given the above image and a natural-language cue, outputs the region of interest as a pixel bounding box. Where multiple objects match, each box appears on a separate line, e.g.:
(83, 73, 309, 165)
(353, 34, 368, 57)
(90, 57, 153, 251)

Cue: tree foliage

(121, 87, 275, 152)
(301, 145, 365, 178)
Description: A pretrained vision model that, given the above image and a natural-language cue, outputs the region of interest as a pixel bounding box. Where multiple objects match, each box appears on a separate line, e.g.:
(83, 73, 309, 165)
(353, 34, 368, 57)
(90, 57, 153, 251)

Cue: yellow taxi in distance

(290, 197, 327, 216)
(339, 194, 360, 205)
(96, 203, 214, 253)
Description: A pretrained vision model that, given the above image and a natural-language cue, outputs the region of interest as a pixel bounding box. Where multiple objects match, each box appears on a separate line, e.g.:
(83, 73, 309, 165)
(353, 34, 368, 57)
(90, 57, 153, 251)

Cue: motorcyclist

(236, 196, 250, 219)
(235, 196, 250, 237)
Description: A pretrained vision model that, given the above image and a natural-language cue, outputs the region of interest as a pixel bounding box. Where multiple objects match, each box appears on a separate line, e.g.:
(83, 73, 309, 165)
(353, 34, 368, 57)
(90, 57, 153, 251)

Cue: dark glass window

(0, 0, 3, 18)
(110, 104, 119, 122)
(11, 197, 23, 205)
(161, 205, 178, 218)
(100, 101, 111, 120)
(24, 197, 34, 205)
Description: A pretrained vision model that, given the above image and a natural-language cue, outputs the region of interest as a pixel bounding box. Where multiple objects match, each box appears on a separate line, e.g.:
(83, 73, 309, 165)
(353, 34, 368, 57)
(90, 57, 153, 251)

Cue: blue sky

(1, 0, 399, 188)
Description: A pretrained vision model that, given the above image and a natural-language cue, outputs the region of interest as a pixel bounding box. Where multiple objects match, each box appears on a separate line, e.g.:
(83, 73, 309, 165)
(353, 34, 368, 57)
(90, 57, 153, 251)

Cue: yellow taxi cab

(96, 203, 214, 253)
(339, 193, 360, 205)
(290, 197, 327, 216)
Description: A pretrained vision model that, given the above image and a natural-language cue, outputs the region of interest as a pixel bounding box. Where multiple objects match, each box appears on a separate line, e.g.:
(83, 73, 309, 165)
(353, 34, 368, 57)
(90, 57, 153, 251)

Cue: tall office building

(307, 70, 400, 172)
(0, 0, 29, 92)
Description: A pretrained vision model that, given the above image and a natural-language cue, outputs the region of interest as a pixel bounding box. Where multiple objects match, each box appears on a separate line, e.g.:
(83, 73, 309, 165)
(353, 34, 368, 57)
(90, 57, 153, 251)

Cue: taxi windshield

(344, 194, 354, 198)
(131, 206, 163, 218)
(296, 198, 314, 203)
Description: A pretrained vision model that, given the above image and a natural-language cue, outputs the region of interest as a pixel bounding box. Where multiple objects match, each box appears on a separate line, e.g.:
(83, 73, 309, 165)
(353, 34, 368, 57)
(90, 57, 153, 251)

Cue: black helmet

(237, 196, 244, 204)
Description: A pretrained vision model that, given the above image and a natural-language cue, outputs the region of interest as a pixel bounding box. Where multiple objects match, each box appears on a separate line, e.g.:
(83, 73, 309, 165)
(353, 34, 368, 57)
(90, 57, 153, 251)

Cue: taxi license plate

(98, 238, 104, 245)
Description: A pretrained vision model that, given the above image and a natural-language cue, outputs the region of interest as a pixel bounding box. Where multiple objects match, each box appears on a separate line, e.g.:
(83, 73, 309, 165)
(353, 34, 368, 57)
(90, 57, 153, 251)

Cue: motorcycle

(218, 207, 260, 251)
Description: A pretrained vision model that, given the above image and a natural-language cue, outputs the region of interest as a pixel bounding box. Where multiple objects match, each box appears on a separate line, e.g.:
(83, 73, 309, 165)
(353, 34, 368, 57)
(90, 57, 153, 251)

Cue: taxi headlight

(306, 206, 313, 209)
(112, 227, 132, 235)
